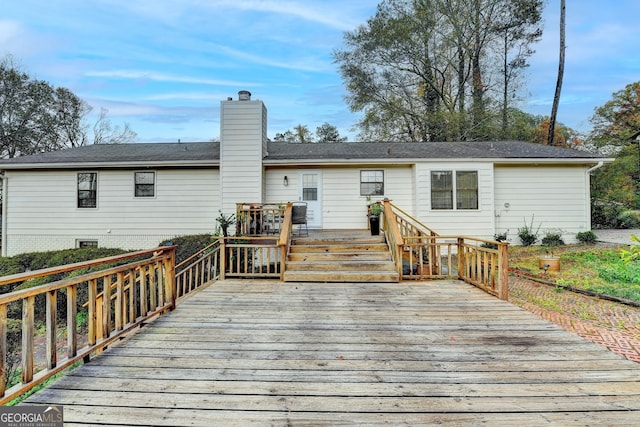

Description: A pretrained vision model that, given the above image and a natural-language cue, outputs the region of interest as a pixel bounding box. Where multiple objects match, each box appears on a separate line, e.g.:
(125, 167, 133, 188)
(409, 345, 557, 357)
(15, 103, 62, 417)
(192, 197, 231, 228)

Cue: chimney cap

(238, 90, 251, 101)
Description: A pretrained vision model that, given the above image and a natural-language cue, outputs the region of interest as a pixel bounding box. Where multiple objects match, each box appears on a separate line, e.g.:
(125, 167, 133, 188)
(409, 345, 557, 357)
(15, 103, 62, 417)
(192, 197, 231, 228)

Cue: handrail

(278, 203, 293, 280)
(381, 199, 404, 277)
(0, 248, 169, 287)
(0, 246, 176, 405)
(382, 201, 509, 300)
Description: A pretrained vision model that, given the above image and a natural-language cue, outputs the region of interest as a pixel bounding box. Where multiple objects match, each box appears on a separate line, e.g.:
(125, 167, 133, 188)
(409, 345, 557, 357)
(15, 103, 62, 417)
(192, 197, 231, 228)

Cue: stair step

(283, 270, 400, 283)
(289, 243, 389, 253)
(288, 252, 391, 262)
(284, 229, 398, 283)
(286, 260, 396, 271)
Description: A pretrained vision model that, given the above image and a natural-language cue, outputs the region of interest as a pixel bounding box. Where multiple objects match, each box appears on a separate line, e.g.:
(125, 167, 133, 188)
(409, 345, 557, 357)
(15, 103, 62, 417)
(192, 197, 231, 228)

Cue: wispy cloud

(85, 70, 258, 87)
(207, 0, 362, 31)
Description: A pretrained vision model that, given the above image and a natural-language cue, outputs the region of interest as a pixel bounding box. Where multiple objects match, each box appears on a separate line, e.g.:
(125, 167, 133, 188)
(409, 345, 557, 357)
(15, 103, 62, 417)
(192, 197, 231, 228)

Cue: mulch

(509, 275, 640, 363)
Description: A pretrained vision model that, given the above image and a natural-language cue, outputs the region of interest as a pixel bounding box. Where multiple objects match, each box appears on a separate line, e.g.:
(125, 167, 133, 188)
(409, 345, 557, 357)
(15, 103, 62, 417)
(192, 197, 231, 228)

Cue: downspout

(1, 172, 6, 257)
(585, 161, 604, 231)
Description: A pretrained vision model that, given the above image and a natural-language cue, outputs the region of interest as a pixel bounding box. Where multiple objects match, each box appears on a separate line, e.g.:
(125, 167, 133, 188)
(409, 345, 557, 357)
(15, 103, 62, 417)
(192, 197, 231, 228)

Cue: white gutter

(586, 160, 605, 174)
(263, 157, 615, 167)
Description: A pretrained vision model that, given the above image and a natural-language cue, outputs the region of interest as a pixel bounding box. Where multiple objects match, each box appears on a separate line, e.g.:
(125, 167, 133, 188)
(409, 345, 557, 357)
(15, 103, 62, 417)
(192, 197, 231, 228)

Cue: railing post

(46, 290, 57, 370)
(21, 296, 35, 384)
(497, 242, 509, 300)
(162, 248, 176, 309)
(0, 304, 7, 396)
(457, 237, 465, 280)
(88, 279, 97, 347)
(67, 284, 77, 359)
(220, 237, 226, 281)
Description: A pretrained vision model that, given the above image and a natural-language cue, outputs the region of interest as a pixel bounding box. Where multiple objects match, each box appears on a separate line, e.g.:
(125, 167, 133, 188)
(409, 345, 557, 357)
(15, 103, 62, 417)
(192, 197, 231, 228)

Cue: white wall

(265, 166, 414, 229)
(4, 169, 219, 256)
(414, 162, 495, 238)
(494, 165, 590, 244)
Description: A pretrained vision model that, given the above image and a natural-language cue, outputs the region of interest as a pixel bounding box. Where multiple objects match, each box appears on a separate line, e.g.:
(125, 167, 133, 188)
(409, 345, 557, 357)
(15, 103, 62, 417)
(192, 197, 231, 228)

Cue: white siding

(219, 100, 267, 215)
(494, 165, 590, 244)
(4, 169, 219, 256)
(265, 166, 413, 229)
(415, 162, 495, 238)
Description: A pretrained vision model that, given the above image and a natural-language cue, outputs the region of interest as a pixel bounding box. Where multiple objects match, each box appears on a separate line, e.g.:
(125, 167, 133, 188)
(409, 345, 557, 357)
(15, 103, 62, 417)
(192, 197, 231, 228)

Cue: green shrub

(617, 210, 640, 229)
(482, 231, 509, 249)
(576, 230, 598, 244)
(541, 230, 565, 247)
(518, 216, 541, 246)
(591, 200, 626, 228)
(159, 234, 216, 264)
(620, 235, 640, 263)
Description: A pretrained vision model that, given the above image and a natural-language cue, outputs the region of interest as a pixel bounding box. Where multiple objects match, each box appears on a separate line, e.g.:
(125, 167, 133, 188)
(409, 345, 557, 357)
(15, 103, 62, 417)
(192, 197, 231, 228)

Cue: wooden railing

(236, 203, 286, 236)
(175, 241, 220, 300)
(0, 246, 176, 404)
(177, 204, 294, 284)
(381, 200, 509, 299)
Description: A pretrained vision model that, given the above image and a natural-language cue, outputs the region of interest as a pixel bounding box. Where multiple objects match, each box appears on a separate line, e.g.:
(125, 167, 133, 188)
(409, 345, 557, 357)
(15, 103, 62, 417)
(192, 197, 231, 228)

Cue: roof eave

(0, 160, 220, 170)
(263, 157, 612, 166)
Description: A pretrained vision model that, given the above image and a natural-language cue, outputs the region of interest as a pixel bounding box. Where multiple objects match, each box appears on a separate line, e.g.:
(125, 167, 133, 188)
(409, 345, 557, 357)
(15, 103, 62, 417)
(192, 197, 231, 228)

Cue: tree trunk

(548, 0, 565, 146)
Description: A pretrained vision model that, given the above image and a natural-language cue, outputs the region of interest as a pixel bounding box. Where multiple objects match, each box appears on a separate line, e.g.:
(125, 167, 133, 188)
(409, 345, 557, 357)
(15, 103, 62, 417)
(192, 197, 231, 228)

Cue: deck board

(25, 280, 640, 425)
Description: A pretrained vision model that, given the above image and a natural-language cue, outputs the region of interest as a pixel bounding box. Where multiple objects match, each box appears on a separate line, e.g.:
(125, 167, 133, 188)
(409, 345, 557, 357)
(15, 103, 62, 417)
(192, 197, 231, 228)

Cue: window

(431, 170, 478, 210)
(455, 171, 478, 209)
(135, 171, 155, 197)
(78, 172, 97, 208)
(77, 240, 98, 248)
(302, 173, 318, 201)
(360, 170, 384, 196)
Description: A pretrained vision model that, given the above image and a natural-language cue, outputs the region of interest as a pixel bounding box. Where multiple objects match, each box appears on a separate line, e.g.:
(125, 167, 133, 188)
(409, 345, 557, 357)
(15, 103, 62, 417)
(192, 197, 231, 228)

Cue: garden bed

(509, 243, 640, 304)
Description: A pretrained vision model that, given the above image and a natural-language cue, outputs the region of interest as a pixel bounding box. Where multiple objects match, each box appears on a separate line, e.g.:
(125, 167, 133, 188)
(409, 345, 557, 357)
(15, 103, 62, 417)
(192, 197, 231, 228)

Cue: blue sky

(1, 0, 639, 142)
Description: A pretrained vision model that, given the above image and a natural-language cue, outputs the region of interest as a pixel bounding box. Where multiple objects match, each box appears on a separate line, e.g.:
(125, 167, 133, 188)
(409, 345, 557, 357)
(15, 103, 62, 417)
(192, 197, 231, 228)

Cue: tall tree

(315, 122, 348, 142)
(589, 81, 640, 210)
(494, 0, 543, 137)
(334, 0, 544, 142)
(274, 123, 347, 143)
(93, 108, 137, 144)
(293, 124, 314, 143)
(0, 56, 136, 158)
(547, 0, 565, 146)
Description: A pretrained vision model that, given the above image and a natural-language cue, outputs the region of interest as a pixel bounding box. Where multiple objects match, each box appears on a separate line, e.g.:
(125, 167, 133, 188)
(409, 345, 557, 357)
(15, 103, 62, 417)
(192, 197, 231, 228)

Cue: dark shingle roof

(264, 140, 604, 161)
(0, 140, 604, 169)
(0, 142, 218, 165)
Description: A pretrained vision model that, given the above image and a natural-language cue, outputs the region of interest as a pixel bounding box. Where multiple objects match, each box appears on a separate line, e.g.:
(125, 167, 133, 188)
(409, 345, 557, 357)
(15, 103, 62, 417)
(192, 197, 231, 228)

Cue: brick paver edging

(508, 275, 640, 364)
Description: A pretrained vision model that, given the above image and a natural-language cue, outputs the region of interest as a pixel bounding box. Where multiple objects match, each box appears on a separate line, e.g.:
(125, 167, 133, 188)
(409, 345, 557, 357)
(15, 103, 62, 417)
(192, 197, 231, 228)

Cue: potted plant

(368, 202, 382, 236)
(216, 210, 236, 237)
(538, 230, 564, 272)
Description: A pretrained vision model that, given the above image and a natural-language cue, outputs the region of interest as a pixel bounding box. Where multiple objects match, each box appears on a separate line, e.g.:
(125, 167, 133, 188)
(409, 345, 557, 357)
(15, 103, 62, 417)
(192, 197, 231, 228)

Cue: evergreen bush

(576, 230, 598, 244)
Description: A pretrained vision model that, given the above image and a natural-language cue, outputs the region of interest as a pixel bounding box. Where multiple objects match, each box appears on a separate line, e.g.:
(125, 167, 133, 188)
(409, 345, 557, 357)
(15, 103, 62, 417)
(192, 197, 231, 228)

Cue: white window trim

(430, 169, 479, 211)
(77, 171, 98, 209)
(134, 171, 157, 198)
(360, 169, 385, 197)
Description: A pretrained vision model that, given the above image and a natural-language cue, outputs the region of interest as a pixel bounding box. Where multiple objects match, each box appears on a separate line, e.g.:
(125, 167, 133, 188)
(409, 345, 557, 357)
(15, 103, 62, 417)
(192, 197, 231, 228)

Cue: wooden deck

(25, 279, 640, 426)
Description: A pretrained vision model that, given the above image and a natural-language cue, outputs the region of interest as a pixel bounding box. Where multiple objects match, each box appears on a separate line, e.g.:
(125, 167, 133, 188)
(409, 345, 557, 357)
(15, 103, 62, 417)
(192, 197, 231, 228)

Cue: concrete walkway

(595, 229, 639, 245)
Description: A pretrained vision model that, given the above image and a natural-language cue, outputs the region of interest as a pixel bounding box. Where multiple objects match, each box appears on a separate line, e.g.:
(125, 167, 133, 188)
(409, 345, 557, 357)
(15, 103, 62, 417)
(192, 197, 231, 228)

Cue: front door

(298, 171, 322, 229)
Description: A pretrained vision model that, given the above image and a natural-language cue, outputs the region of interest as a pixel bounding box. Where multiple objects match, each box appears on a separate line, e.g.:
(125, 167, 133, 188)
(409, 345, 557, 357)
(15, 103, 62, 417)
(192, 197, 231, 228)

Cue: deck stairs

(283, 230, 399, 282)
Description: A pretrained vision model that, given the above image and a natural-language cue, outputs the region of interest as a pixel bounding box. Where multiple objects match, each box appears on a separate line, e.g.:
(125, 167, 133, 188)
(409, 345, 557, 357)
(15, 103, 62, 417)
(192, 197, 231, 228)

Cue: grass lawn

(509, 244, 640, 303)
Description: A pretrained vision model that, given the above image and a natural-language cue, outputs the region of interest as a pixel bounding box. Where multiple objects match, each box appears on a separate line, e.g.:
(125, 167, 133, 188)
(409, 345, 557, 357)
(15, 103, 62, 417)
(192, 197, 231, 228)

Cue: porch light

(283, 176, 289, 186)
